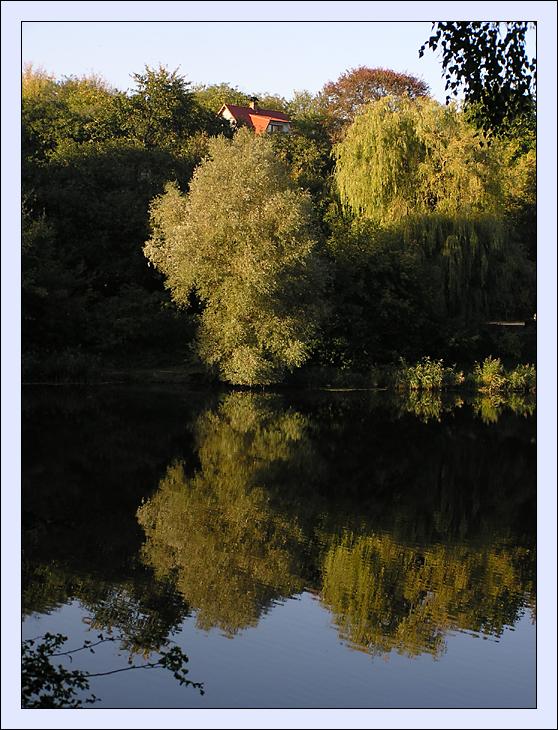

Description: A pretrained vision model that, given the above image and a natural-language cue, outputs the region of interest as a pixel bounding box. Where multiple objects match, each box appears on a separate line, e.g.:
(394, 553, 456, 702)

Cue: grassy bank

(292, 356, 536, 393)
(23, 350, 536, 393)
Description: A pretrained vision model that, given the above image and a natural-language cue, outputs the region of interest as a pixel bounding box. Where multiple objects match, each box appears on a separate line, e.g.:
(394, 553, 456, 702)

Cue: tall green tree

(321, 216, 442, 366)
(117, 65, 225, 149)
(144, 130, 328, 385)
(21, 65, 232, 366)
(23, 139, 198, 356)
(269, 122, 334, 225)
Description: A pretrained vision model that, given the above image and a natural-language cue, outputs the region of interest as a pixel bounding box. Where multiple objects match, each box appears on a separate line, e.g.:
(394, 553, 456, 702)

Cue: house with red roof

(218, 97, 291, 134)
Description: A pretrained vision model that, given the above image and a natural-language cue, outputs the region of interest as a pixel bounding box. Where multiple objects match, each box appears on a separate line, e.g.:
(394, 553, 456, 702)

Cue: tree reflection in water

(137, 391, 536, 655)
(22, 384, 536, 692)
(137, 393, 309, 635)
(321, 532, 534, 658)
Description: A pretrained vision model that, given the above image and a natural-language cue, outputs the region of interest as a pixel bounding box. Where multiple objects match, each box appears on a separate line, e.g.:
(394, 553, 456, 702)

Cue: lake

(22, 386, 536, 709)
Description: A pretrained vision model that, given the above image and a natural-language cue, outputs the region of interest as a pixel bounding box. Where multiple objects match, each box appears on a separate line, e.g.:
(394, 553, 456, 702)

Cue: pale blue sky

(22, 20, 454, 101)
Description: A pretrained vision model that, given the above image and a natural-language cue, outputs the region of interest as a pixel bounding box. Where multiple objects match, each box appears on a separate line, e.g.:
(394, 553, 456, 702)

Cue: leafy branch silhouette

(22, 631, 204, 708)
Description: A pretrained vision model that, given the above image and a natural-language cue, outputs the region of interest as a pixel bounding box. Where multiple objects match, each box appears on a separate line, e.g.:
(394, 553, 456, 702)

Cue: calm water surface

(22, 386, 536, 708)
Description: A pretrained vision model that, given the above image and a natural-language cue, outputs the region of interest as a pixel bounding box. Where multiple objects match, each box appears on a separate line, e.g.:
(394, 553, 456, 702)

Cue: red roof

(219, 103, 290, 133)
(249, 114, 272, 134)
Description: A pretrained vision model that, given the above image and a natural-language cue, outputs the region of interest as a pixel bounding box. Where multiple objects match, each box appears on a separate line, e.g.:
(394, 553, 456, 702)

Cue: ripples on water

(22, 387, 536, 707)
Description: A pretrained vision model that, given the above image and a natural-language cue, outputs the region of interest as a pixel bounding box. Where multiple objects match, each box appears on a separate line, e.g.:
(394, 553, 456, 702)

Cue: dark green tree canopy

(118, 65, 229, 148)
(21, 56, 537, 377)
(419, 22, 536, 136)
(22, 65, 121, 160)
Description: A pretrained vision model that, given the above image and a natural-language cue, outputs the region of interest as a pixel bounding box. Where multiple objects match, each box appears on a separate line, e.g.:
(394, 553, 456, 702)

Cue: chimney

(249, 96, 259, 111)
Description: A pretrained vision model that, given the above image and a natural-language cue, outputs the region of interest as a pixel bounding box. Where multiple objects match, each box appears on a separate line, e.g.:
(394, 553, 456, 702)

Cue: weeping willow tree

(335, 97, 504, 221)
(334, 96, 534, 321)
(144, 129, 328, 385)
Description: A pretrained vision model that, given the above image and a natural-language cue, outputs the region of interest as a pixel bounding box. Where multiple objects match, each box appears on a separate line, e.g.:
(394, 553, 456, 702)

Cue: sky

(20, 5, 538, 107)
(22, 20, 455, 102)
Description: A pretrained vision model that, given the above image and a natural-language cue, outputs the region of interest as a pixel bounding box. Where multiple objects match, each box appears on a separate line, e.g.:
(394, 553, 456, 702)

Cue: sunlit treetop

(320, 66, 430, 138)
(334, 95, 504, 225)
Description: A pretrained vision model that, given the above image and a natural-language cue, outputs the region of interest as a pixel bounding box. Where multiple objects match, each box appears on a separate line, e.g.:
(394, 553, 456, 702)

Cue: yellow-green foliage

(506, 363, 537, 391)
(471, 392, 506, 424)
(472, 356, 507, 392)
(472, 357, 536, 393)
(333, 97, 523, 319)
(134, 391, 536, 654)
(501, 127, 536, 222)
(321, 531, 535, 658)
(22, 64, 117, 157)
(400, 214, 509, 316)
(396, 357, 536, 397)
(136, 393, 308, 635)
(396, 357, 464, 391)
(22, 64, 57, 98)
(144, 129, 328, 385)
(334, 97, 504, 224)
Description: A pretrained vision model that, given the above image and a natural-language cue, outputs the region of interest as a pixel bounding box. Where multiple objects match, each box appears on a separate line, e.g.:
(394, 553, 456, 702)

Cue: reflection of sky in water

(22, 592, 535, 708)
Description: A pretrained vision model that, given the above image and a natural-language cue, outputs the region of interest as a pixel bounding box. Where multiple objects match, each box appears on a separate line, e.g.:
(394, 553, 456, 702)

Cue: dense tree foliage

(144, 130, 328, 384)
(21, 60, 536, 382)
(22, 65, 120, 160)
(193, 81, 252, 112)
(419, 22, 536, 136)
(320, 216, 441, 366)
(333, 96, 535, 350)
(269, 121, 334, 227)
(321, 532, 533, 658)
(118, 66, 230, 147)
(22, 65, 220, 368)
(21, 41, 538, 700)
(501, 119, 536, 261)
(335, 96, 503, 223)
(137, 394, 309, 634)
(320, 66, 429, 138)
